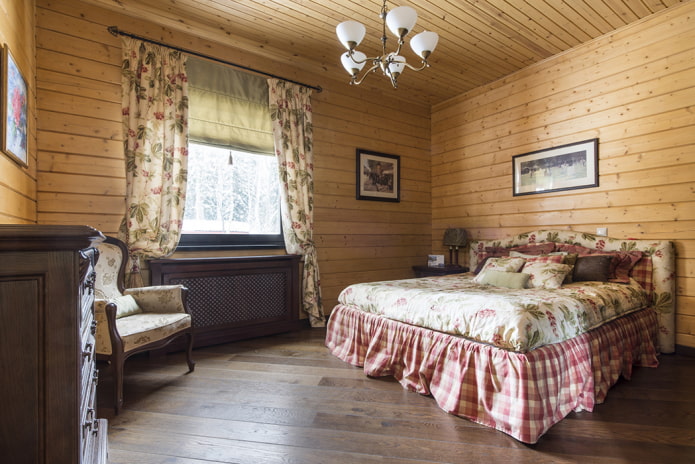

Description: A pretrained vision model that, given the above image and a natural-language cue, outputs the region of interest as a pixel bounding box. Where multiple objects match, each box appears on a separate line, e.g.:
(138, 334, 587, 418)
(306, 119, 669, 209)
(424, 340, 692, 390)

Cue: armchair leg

(112, 352, 125, 415)
(185, 331, 195, 373)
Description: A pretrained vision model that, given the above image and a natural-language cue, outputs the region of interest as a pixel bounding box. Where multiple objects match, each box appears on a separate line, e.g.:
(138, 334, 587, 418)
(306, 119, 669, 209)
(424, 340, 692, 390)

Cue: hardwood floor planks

(98, 328, 695, 464)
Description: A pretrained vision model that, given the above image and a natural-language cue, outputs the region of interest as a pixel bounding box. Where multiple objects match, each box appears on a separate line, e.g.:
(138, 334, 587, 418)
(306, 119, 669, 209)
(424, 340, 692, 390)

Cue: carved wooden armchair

(94, 236, 194, 414)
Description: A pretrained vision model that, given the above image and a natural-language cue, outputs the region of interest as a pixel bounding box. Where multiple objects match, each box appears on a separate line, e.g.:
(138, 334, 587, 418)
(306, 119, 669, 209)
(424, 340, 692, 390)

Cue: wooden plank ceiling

(81, 0, 686, 106)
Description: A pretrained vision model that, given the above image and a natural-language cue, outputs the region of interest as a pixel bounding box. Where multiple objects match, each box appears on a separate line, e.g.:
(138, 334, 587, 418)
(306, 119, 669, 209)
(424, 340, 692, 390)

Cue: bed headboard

(468, 230, 676, 354)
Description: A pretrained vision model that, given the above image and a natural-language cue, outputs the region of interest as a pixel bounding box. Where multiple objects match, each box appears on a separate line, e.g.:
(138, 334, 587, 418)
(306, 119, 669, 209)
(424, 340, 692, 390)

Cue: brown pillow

(572, 255, 613, 282)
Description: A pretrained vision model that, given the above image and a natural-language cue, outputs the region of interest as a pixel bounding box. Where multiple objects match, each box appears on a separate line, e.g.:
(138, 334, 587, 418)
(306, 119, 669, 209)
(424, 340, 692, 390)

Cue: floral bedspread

(337, 274, 649, 352)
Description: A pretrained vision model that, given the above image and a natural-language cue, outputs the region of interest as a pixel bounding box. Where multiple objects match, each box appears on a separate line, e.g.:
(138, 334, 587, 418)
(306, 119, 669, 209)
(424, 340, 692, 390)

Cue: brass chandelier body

(336, 0, 439, 88)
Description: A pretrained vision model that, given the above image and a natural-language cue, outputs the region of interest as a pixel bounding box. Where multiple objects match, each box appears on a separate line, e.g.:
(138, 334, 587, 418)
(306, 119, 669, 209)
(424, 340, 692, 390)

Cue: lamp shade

(341, 51, 367, 76)
(443, 228, 468, 247)
(387, 55, 406, 77)
(410, 31, 439, 59)
(336, 21, 366, 50)
(385, 6, 417, 39)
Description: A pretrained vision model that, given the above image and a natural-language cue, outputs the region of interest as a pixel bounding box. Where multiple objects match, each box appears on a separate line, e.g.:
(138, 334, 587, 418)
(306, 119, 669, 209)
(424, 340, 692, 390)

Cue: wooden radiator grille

(169, 272, 288, 328)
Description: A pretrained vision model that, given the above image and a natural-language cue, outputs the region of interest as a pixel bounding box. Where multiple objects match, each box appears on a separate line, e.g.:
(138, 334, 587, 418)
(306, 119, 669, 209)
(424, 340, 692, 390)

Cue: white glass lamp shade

(410, 31, 439, 59)
(336, 21, 366, 50)
(341, 51, 367, 76)
(386, 6, 417, 39)
(387, 55, 406, 77)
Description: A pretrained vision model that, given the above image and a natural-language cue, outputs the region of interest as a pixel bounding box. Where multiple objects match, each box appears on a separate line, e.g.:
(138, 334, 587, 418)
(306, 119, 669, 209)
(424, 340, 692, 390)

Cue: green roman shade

(186, 56, 274, 154)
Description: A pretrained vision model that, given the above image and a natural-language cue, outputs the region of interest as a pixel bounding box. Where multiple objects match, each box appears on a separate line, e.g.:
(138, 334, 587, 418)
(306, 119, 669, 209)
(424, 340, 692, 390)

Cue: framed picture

(2, 44, 28, 167)
(512, 138, 598, 196)
(356, 148, 400, 202)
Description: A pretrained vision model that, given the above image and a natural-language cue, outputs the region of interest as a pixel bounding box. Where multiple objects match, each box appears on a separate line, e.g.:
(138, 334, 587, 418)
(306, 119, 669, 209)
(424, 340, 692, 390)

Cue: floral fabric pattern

(338, 274, 649, 352)
(120, 37, 189, 286)
(468, 230, 676, 353)
(268, 79, 324, 327)
(523, 262, 573, 289)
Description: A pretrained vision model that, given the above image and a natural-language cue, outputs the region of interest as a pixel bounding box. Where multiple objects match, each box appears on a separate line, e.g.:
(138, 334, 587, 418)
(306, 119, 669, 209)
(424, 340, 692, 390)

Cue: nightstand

(412, 264, 469, 277)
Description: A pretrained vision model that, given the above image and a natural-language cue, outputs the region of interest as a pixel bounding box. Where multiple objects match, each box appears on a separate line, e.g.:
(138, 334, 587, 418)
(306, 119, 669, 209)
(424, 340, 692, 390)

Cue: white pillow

(477, 270, 530, 289)
(111, 294, 143, 319)
(522, 262, 573, 289)
(473, 257, 526, 283)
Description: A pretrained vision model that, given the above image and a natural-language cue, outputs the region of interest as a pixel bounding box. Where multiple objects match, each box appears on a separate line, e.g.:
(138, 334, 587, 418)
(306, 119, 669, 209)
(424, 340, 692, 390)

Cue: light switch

(596, 227, 607, 236)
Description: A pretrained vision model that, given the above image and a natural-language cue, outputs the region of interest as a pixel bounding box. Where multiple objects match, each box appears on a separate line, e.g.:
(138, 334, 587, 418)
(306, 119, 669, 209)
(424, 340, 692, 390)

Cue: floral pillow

(522, 262, 573, 289)
(473, 257, 526, 283)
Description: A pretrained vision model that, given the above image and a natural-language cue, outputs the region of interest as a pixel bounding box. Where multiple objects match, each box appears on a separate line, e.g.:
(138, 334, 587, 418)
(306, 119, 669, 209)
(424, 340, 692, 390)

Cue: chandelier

(336, 0, 439, 89)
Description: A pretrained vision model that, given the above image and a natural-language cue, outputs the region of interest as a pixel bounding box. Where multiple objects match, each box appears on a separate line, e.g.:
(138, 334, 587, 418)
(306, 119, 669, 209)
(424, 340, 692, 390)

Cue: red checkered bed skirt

(325, 305, 659, 444)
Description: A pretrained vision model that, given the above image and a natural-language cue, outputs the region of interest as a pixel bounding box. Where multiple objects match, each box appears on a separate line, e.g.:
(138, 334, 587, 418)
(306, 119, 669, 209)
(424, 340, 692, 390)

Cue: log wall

(431, 2, 695, 349)
(35, 0, 431, 313)
(0, 0, 36, 223)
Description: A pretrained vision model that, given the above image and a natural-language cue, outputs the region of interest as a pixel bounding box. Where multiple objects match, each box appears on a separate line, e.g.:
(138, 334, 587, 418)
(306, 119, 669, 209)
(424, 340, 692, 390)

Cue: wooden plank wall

(0, 0, 36, 223)
(34, 0, 431, 314)
(431, 2, 695, 349)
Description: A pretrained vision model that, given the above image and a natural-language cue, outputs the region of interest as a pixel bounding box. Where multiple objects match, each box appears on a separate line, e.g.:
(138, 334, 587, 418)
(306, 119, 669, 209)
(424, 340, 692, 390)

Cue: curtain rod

(108, 26, 322, 93)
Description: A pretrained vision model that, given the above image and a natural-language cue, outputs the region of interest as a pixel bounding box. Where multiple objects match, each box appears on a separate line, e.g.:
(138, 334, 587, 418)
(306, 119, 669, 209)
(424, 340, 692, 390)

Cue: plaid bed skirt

(325, 305, 658, 444)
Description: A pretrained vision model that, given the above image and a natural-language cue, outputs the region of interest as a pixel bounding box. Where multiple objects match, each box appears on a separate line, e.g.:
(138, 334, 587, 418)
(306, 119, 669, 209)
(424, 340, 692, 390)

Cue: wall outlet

(596, 227, 607, 236)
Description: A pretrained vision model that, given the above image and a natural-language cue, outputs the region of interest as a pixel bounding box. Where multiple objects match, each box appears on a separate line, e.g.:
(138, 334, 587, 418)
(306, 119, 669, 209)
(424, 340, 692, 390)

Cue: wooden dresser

(0, 225, 108, 464)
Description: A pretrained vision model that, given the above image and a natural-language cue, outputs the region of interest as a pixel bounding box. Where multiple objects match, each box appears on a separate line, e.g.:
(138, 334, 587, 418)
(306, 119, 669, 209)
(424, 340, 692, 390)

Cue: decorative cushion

(477, 270, 530, 289)
(473, 257, 526, 282)
(554, 243, 642, 283)
(112, 294, 143, 319)
(572, 255, 613, 282)
(475, 242, 556, 273)
(523, 262, 573, 289)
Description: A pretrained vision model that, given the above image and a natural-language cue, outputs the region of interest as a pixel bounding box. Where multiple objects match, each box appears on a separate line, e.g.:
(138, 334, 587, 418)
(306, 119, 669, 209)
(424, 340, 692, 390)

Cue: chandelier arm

(403, 61, 429, 72)
(348, 50, 381, 65)
(353, 62, 382, 85)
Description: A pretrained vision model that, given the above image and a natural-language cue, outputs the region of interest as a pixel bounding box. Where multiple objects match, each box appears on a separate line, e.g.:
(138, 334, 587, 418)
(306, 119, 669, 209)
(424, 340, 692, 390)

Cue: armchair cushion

(116, 313, 192, 353)
(124, 285, 187, 314)
(112, 294, 143, 319)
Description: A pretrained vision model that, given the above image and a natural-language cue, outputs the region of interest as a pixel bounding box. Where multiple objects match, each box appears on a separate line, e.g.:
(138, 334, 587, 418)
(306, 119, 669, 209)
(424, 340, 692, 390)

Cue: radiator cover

(149, 255, 303, 347)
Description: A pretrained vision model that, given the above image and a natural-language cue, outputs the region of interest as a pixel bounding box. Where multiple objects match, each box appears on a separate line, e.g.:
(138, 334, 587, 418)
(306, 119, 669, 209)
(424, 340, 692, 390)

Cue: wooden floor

(97, 328, 695, 464)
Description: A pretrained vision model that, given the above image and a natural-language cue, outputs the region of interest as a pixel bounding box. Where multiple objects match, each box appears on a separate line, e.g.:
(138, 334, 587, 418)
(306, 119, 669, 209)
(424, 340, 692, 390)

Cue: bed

(325, 230, 676, 443)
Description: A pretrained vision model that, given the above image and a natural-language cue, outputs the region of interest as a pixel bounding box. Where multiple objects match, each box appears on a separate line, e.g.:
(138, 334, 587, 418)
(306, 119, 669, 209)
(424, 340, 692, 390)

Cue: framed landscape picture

(2, 44, 28, 167)
(356, 148, 400, 202)
(512, 138, 598, 196)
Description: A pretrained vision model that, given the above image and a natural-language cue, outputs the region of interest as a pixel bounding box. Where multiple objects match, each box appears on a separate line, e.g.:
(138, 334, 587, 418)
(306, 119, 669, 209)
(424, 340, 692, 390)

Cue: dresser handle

(82, 343, 93, 361)
(91, 319, 98, 335)
(92, 369, 99, 385)
(85, 272, 96, 294)
(92, 418, 100, 435)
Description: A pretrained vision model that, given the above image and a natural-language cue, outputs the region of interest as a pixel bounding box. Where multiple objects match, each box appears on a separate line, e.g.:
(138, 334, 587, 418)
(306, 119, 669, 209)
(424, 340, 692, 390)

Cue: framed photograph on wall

(356, 148, 400, 202)
(512, 138, 598, 196)
(2, 44, 28, 167)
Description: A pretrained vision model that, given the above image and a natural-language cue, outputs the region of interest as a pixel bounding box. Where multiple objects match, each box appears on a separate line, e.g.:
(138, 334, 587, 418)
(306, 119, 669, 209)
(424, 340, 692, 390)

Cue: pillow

(561, 253, 579, 283)
(572, 255, 613, 282)
(475, 242, 555, 273)
(523, 262, 573, 289)
(111, 294, 143, 319)
(477, 270, 530, 289)
(554, 244, 642, 283)
(517, 254, 565, 264)
(473, 257, 526, 283)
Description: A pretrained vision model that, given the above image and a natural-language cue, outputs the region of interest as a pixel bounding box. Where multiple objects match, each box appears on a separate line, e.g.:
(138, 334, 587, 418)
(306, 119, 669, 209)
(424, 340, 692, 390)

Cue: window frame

(178, 143, 285, 251)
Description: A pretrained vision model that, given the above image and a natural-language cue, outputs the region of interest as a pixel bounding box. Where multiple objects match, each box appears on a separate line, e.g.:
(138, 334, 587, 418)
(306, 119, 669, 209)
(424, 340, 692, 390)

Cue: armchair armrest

(124, 285, 189, 314)
(94, 299, 122, 356)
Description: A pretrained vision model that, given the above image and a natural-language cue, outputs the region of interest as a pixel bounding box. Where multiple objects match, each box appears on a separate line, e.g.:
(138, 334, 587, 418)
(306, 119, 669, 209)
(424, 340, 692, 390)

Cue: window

(178, 56, 283, 250)
(178, 143, 282, 249)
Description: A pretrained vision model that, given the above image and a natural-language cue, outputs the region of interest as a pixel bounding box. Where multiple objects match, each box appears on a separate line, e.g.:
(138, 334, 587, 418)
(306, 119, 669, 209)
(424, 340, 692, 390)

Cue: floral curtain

(268, 79, 325, 327)
(120, 37, 189, 286)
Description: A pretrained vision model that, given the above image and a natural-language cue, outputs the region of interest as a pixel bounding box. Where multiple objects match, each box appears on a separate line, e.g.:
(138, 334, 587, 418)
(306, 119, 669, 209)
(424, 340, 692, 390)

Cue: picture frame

(356, 148, 400, 202)
(2, 44, 28, 168)
(512, 138, 598, 196)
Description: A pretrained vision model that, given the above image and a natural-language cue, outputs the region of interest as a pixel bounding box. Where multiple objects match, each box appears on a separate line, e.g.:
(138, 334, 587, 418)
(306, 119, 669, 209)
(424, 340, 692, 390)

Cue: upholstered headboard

(468, 230, 676, 354)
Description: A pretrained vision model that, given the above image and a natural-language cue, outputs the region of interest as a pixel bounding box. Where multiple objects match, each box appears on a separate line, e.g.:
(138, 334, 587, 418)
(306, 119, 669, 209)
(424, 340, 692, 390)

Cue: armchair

(94, 236, 194, 414)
